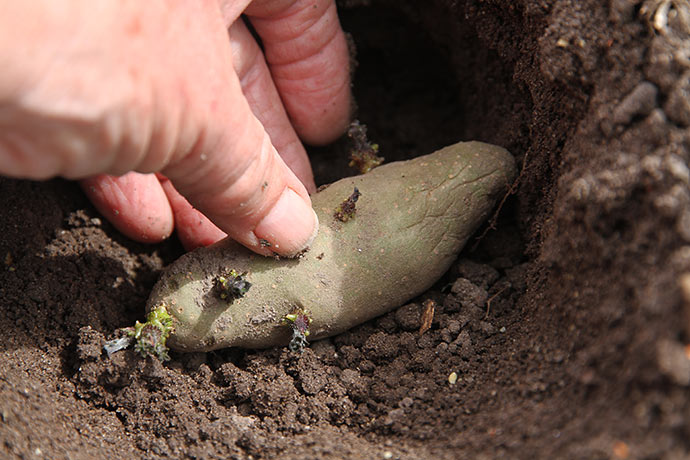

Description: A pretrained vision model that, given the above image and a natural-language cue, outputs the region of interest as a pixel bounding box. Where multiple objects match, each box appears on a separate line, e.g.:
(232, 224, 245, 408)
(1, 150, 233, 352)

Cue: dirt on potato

(1, 1, 689, 459)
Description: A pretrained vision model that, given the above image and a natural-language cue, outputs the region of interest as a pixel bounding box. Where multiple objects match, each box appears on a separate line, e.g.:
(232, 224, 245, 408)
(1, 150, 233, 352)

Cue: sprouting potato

(147, 141, 516, 351)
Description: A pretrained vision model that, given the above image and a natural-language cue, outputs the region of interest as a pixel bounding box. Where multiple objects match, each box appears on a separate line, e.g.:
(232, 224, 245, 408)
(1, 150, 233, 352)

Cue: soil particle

(452, 259, 500, 290)
(664, 72, 690, 127)
(291, 351, 331, 395)
(394, 303, 422, 331)
(340, 368, 370, 402)
(450, 278, 489, 309)
(454, 330, 475, 360)
(611, 81, 659, 126)
(363, 332, 401, 362)
(656, 338, 690, 386)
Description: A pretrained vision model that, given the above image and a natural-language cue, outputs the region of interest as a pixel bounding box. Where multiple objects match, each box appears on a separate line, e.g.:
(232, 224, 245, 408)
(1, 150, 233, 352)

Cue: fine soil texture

(2, 1, 690, 459)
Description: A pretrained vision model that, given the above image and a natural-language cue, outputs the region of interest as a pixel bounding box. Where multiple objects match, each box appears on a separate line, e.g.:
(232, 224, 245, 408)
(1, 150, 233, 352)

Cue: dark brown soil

(2, 1, 690, 458)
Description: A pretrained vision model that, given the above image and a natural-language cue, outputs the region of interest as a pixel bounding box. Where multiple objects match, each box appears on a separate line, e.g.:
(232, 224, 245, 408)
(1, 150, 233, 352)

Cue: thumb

(161, 95, 318, 257)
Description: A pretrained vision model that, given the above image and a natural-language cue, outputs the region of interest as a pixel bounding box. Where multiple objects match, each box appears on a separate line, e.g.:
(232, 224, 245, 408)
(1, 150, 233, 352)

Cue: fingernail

(254, 188, 319, 256)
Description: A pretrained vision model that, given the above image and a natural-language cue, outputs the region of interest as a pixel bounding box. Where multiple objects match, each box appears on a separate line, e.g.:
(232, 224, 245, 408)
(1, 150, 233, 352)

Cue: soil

(1, 0, 689, 459)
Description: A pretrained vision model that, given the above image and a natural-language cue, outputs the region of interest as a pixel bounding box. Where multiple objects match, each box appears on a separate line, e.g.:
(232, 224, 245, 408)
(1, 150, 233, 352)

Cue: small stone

(671, 246, 690, 270)
(612, 81, 658, 126)
(340, 368, 369, 401)
(394, 303, 421, 331)
(398, 397, 414, 409)
(451, 278, 488, 309)
(454, 330, 474, 359)
(664, 72, 690, 126)
(229, 414, 256, 432)
(657, 338, 690, 385)
(654, 184, 690, 217)
(479, 321, 496, 336)
(358, 359, 375, 374)
(666, 153, 690, 183)
(441, 320, 461, 343)
(446, 320, 461, 336)
(680, 273, 690, 303)
(384, 408, 405, 425)
(340, 368, 360, 384)
(678, 210, 690, 242)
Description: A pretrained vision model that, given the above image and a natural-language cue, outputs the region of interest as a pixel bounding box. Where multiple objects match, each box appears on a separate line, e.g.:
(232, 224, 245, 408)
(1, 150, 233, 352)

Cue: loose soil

(2, 1, 690, 459)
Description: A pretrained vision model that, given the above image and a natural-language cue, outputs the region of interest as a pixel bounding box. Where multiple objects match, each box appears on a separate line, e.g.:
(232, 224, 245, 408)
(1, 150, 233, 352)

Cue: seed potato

(148, 141, 516, 351)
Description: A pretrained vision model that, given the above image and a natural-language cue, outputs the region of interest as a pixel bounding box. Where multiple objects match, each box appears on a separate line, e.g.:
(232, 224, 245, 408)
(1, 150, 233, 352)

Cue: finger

(157, 174, 227, 251)
(245, 0, 352, 145)
(80, 172, 174, 243)
(164, 127, 319, 257)
(229, 20, 316, 192)
(158, 4, 319, 259)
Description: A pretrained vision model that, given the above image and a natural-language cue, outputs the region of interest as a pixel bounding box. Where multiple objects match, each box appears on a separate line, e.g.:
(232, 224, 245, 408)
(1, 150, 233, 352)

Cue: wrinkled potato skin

(148, 142, 516, 351)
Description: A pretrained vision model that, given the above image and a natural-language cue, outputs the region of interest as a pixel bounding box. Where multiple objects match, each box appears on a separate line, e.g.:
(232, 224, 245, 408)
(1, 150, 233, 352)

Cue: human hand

(0, 0, 352, 256)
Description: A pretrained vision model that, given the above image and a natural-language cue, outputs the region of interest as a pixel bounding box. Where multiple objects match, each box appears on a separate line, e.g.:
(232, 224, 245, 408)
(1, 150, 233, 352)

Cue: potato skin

(148, 141, 516, 351)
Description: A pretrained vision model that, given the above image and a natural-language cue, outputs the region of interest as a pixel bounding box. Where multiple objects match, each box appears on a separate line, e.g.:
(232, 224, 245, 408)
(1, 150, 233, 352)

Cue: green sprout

(347, 120, 384, 174)
(129, 305, 174, 361)
(104, 304, 174, 361)
(215, 270, 251, 300)
(334, 187, 361, 222)
(283, 310, 311, 353)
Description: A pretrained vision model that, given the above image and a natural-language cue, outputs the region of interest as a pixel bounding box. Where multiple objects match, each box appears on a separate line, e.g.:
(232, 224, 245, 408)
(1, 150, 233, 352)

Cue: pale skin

(0, 0, 352, 256)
